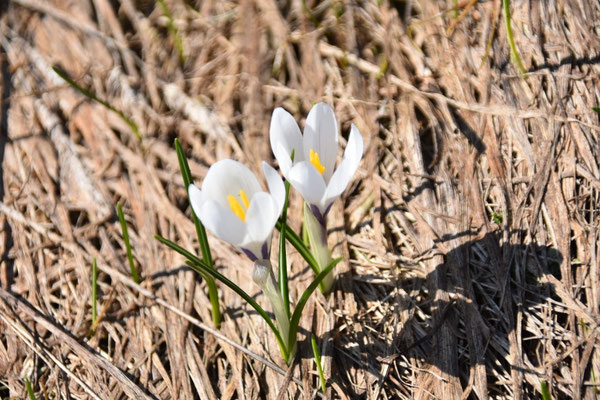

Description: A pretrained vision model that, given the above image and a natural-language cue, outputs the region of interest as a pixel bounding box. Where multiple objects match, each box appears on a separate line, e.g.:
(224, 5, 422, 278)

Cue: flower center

(227, 189, 250, 222)
(309, 149, 325, 175)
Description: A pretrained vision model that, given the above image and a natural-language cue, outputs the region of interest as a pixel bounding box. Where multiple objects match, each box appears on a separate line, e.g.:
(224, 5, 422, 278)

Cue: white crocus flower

(188, 159, 285, 261)
(269, 102, 363, 225)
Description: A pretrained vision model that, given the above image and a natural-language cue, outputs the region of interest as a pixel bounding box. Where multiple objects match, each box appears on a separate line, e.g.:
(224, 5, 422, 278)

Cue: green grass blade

(92, 257, 98, 323)
(502, 0, 526, 74)
(376, 54, 388, 80)
(451, 0, 459, 18)
(311, 334, 326, 392)
(276, 220, 319, 274)
(279, 181, 291, 318)
(24, 378, 36, 400)
(174, 138, 220, 326)
(592, 107, 600, 115)
(52, 66, 141, 141)
(154, 234, 289, 361)
(287, 257, 341, 350)
(117, 202, 140, 283)
(540, 381, 552, 400)
(301, 0, 320, 27)
(174, 139, 214, 268)
(156, 0, 186, 66)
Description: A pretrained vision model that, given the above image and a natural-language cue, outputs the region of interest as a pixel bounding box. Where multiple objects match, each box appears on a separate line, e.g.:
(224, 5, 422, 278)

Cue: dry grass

(1, 0, 599, 398)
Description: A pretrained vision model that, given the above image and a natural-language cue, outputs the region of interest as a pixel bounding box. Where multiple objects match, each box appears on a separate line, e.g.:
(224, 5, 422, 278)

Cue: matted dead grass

(1, 0, 599, 398)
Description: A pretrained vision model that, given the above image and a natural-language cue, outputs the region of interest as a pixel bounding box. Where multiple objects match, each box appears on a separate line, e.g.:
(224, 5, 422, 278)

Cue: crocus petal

(196, 198, 247, 247)
(188, 184, 204, 212)
(288, 161, 327, 211)
(262, 162, 285, 213)
(323, 124, 364, 208)
(201, 159, 262, 207)
(304, 102, 338, 182)
(244, 192, 278, 246)
(269, 107, 304, 176)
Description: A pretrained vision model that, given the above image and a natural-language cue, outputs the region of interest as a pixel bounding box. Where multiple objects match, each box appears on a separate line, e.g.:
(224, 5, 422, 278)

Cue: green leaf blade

(540, 381, 552, 400)
(25, 378, 36, 400)
(279, 181, 291, 318)
(503, 0, 526, 75)
(154, 234, 289, 361)
(174, 138, 220, 326)
(117, 202, 140, 283)
(287, 257, 341, 349)
(311, 334, 326, 392)
(52, 66, 141, 141)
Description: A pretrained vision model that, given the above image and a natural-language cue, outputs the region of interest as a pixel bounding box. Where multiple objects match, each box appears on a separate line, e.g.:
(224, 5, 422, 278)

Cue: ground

(1, 0, 599, 399)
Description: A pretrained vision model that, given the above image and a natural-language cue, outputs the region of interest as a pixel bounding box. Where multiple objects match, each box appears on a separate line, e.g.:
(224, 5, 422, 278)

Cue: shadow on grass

(528, 53, 600, 73)
(327, 230, 562, 398)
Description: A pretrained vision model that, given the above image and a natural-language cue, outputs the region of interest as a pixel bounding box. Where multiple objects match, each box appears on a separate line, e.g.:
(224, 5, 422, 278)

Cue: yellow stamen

(239, 189, 250, 209)
(228, 194, 246, 222)
(309, 149, 325, 175)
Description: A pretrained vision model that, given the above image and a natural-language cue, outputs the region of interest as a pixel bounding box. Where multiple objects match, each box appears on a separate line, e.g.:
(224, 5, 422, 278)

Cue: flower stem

(276, 219, 319, 275)
(303, 203, 334, 293)
(253, 260, 293, 360)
